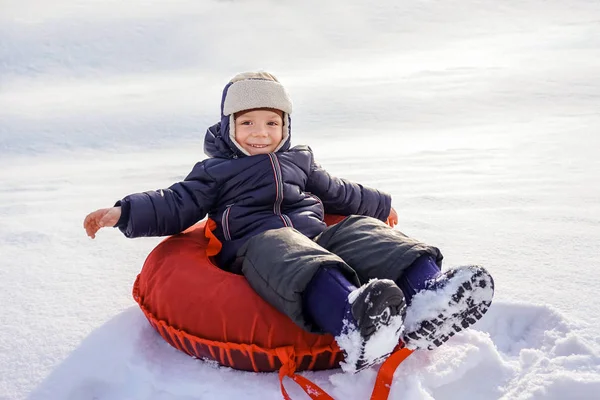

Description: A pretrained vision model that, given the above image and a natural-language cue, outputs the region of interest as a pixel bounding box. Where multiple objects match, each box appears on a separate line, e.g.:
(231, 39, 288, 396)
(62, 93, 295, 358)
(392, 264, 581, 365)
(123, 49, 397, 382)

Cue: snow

(1, 0, 600, 398)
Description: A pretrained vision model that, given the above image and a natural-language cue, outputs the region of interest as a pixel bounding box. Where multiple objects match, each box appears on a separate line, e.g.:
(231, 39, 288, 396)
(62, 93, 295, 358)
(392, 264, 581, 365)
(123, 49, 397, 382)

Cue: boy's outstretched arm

(305, 151, 392, 222)
(84, 161, 218, 239)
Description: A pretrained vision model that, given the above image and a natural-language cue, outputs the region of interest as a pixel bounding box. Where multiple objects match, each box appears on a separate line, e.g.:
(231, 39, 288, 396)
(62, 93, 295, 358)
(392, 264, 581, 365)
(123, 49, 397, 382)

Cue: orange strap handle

(276, 347, 335, 400)
(370, 348, 414, 400)
(276, 346, 413, 400)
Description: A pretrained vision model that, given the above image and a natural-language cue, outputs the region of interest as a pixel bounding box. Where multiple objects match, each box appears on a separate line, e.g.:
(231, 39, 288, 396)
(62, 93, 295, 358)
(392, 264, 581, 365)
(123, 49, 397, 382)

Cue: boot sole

(403, 266, 494, 350)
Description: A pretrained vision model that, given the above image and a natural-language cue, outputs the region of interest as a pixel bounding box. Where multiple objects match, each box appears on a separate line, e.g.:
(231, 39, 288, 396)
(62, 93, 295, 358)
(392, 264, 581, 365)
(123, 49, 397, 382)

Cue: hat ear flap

(228, 114, 251, 156)
(272, 113, 290, 153)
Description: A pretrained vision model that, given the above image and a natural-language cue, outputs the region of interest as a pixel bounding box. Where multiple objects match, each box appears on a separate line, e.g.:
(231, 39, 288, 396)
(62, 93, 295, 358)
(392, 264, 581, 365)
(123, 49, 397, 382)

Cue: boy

(84, 72, 494, 372)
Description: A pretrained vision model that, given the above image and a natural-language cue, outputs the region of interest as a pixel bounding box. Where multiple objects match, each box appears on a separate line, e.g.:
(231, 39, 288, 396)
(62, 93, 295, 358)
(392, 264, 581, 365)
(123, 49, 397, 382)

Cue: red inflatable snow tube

(133, 215, 413, 400)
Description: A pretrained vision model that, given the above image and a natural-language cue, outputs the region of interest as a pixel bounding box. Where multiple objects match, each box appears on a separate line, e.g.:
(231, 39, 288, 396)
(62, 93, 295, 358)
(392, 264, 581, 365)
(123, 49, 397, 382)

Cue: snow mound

(29, 302, 599, 400)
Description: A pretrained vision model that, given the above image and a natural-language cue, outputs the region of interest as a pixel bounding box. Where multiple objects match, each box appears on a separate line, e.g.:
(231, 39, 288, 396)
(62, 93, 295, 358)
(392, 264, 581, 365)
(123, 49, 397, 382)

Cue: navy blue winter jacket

(116, 121, 391, 268)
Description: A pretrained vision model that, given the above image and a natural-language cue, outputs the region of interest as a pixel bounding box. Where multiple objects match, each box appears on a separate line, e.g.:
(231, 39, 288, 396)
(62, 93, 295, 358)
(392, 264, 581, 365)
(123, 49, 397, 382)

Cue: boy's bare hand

(387, 207, 398, 227)
(84, 207, 121, 239)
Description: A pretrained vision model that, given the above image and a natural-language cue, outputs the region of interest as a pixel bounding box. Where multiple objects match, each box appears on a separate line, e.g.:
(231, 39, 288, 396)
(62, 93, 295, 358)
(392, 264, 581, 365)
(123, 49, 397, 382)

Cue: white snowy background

(1, 0, 600, 399)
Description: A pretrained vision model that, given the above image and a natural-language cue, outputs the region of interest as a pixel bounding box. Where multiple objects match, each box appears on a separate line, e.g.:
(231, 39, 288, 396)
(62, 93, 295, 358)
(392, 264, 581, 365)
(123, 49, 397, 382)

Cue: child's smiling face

(234, 108, 284, 155)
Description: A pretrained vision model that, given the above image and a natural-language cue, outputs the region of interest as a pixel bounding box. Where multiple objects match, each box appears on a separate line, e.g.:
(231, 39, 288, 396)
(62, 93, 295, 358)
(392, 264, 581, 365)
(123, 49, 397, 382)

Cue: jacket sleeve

(305, 152, 391, 222)
(115, 161, 218, 238)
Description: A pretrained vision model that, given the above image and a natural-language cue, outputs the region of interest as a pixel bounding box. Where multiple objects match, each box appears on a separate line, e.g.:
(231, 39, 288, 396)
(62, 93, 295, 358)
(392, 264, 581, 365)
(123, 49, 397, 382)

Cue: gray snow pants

(235, 215, 443, 333)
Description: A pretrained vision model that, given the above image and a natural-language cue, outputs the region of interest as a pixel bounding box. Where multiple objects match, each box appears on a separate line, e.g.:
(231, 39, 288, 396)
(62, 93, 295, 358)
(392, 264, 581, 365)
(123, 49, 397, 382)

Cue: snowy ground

(1, 0, 600, 399)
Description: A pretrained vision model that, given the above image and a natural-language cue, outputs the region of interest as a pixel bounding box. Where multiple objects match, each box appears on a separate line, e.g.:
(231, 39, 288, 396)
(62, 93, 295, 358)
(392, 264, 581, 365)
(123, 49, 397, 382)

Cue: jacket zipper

(268, 153, 293, 227)
(222, 204, 233, 241)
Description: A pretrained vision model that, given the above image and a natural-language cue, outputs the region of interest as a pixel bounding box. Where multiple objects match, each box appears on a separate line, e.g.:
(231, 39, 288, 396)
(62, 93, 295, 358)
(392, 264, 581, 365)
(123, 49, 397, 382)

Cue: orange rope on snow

(275, 345, 414, 400)
(370, 348, 414, 400)
(276, 347, 335, 400)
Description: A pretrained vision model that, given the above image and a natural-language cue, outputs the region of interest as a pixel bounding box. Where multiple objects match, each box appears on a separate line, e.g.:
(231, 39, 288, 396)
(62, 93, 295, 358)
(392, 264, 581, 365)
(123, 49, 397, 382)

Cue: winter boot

(400, 261, 494, 350)
(343, 279, 407, 372)
(303, 267, 406, 373)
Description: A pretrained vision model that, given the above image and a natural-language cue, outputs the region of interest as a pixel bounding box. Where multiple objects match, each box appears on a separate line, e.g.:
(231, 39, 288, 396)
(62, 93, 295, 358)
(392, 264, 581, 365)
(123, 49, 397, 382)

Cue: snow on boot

(402, 265, 494, 350)
(337, 279, 406, 373)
